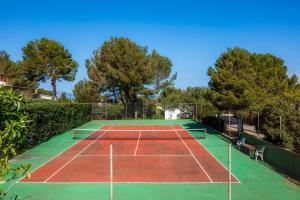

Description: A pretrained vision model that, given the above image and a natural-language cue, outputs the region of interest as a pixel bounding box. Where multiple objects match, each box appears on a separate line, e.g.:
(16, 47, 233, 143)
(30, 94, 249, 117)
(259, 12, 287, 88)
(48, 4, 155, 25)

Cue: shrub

(259, 93, 300, 149)
(0, 88, 31, 195)
(22, 102, 92, 148)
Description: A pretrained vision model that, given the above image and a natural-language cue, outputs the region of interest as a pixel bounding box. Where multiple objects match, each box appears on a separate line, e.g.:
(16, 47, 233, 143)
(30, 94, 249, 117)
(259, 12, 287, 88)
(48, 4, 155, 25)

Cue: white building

(165, 108, 181, 120)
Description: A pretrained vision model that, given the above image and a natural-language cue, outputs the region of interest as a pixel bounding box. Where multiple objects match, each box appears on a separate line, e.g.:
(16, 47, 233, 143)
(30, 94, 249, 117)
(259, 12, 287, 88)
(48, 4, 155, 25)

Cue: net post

(228, 143, 232, 200)
(110, 144, 113, 200)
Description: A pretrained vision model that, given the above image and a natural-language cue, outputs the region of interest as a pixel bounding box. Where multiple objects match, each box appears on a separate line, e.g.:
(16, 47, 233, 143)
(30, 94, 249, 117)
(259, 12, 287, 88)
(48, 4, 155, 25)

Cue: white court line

(16, 127, 103, 183)
(17, 181, 240, 184)
(181, 125, 241, 183)
(172, 126, 213, 183)
(43, 126, 113, 183)
(78, 154, 192, 157)
(134, 131, 142, 156)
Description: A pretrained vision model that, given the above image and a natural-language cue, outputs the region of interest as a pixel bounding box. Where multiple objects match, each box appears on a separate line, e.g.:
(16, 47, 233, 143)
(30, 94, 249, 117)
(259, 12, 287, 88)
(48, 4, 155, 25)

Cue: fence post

(257, 112, 260, 138)
(110, 144, 113, 200)
(201, 103, 203, 121)
(134, 102, 137, 119)
(125, 103, 127, 119)
(228, 112, 231, 136)
(195, 103, 198, 121)
(143, 103, 145, 119)
(106, 103, 108, 120)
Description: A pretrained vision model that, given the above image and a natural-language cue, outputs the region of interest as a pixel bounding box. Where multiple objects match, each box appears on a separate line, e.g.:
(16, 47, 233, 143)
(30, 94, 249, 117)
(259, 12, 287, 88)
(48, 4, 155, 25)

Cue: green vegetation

(37, 88, 53, 96)
(58, 92, 72, 103)
(1, 38, 300, 150)
(259, 90, 300, 149)
(207, 47, 300, 148)
(73, 80, 101, 103)
(0, 51, 15, 77)
(148, 49, 177, 100)
(207, 47, 298, 115)
(0, 88, 31, 197)
(22, 102, 91, 149)
(160, 87, 217, 117)
(21, 38, 78, 99)
(85, 37, 176, 104)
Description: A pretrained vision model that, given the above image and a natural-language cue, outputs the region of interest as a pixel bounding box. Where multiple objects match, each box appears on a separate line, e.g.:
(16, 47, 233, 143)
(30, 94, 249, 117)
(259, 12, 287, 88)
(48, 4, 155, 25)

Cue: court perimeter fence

(203, 115, 300, 184)
(91, 102, 217, 121)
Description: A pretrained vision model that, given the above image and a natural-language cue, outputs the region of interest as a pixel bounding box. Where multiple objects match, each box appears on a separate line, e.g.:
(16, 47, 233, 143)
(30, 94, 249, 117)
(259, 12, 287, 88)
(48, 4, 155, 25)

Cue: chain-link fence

(91, 102, 218, 121)
(204, 114, 300, 187)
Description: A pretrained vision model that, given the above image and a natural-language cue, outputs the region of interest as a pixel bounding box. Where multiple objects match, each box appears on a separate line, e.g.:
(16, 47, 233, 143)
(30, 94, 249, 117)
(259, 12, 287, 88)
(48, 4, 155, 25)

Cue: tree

(86, 37, 174, 104)
(0, 51, 39, 88)
(58, 92, 72, 103)
(148, 50, 177, 98)
(21, 38, 78, 99)
(73, 80, 101, 103)
(0, 51, 15, 75)
(207, 47, 297, 116)
(160, 87, 183, 106)
(259, 89, 300, 149)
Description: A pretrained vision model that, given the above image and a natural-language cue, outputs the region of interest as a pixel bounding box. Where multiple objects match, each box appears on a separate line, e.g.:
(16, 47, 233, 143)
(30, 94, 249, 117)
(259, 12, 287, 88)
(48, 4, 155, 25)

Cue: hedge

(22, 102, 92, 149)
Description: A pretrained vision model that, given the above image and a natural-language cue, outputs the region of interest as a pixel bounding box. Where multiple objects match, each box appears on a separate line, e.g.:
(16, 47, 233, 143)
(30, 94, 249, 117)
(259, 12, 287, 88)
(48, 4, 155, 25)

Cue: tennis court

(3, 119, 300, 200)
(19, 125, 238, 183)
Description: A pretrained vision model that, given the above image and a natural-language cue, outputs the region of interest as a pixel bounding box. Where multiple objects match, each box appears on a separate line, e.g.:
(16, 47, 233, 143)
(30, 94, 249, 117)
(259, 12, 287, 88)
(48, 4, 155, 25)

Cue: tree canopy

(207, 47, 300, 149)
(0, 51, 15, 75)
(86, 37, 176, 104)
(21, 38, 78, 99)
(207, 47, 298, 115)
(259, 89, 300, 149)
(73, 80, 101, 103)
(148, 49, 177, 98)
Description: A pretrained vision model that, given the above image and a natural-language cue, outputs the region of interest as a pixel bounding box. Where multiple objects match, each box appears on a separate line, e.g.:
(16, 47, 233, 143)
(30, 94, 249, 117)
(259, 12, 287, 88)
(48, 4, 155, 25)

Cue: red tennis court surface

(20, 125, 239, 183)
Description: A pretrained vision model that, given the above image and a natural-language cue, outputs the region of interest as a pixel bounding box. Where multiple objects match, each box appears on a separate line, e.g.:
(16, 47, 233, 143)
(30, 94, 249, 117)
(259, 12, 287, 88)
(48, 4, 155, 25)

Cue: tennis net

(71, 128, 207, 140)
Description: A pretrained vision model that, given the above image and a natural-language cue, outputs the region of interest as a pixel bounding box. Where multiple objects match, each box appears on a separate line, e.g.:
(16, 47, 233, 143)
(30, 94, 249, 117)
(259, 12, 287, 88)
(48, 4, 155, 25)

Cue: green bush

(0, 88, 31, 195)
(22, 102, 92, 148)
(259, 93, 300, 150)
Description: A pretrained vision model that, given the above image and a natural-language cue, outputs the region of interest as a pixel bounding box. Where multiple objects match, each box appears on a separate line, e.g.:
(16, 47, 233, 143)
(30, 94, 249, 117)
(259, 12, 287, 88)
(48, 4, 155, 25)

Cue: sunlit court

(19, 125, 238, 183)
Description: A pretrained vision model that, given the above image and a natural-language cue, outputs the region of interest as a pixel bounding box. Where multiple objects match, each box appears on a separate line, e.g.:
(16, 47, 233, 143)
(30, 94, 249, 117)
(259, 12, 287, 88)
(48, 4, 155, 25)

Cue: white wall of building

(165, 108, 181, 120)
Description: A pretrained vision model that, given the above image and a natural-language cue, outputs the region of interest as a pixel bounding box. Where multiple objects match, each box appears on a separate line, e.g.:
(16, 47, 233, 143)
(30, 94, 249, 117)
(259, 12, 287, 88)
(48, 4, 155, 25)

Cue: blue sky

(1, 0, 300, 95)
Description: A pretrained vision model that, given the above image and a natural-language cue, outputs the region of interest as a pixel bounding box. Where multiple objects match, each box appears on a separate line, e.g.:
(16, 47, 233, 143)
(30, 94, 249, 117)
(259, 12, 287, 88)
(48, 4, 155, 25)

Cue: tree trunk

(51, 79, 57, 100)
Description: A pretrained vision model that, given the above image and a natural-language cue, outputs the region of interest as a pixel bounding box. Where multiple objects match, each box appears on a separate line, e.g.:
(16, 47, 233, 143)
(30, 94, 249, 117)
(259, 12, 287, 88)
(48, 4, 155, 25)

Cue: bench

(241, 143, 256, 158)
